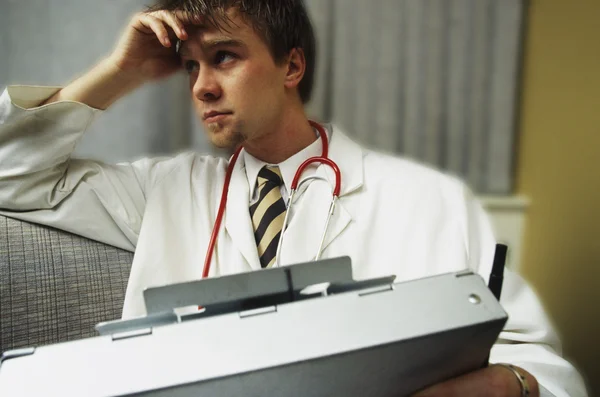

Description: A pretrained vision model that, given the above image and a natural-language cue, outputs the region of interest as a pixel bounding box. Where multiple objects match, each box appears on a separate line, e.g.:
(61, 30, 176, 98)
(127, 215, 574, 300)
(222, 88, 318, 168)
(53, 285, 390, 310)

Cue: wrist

(101, 56, 146, 90)
(65, 57, 144, 110)
(41, 58, 144, 110)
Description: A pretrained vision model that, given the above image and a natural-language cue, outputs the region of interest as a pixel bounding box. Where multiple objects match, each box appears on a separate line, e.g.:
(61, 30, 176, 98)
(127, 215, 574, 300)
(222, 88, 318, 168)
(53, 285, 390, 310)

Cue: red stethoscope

(202, 121, 342, 278)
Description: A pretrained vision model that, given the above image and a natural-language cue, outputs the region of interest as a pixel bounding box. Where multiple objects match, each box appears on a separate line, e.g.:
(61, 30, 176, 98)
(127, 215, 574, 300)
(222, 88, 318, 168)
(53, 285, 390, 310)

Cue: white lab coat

(0, 86, 588, 396)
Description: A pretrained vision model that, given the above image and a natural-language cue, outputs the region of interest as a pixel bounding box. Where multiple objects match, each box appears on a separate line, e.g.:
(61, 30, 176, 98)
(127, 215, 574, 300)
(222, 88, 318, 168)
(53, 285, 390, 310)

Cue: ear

(283, 48, 306, 90)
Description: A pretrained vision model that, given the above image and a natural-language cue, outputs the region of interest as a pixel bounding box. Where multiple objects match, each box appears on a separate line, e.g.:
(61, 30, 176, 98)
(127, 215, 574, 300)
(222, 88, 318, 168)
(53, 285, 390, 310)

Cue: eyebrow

(203, 38, 246, 50)
(177, 37, 246, 57)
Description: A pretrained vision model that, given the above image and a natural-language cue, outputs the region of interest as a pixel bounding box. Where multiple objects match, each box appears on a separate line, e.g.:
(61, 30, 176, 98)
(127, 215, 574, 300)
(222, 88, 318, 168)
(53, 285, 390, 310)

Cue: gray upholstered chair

(0, 215, 133, 354)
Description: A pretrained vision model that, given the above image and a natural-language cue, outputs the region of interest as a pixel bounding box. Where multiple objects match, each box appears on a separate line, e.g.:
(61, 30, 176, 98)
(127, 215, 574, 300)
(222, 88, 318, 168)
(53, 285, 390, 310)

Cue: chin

(206, 123, 244, 150)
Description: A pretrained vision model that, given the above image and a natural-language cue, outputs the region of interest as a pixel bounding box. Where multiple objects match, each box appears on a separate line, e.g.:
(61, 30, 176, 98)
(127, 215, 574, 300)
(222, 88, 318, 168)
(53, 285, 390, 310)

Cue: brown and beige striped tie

(250, 166, 287, 268)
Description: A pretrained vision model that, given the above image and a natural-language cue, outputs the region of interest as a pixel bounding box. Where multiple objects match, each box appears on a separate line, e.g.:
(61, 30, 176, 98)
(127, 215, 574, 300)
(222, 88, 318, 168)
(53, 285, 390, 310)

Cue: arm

(413, 183, 587, 396)
(0, 85, 169, 250)
(467, 187, 587, 396)
(0, 10, 198, 250)
(39, 58, 143, 110)
(41, 10, 195, 108)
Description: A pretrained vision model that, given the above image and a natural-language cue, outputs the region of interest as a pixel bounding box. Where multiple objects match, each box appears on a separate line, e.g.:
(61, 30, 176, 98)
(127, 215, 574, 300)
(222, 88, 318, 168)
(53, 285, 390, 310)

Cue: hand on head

(108, 10, 201, 83)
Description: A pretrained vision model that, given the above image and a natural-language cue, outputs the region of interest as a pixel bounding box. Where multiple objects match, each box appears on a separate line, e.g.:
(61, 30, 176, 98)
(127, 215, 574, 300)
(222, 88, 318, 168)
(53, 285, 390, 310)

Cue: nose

(192, 68, 222, 102)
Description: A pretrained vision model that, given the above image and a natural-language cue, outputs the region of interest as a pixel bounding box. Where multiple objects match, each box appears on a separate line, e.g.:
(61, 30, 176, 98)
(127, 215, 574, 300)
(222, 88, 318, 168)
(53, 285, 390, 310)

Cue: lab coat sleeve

(461, 185, 588, 396)
(0, 86, 179, 251)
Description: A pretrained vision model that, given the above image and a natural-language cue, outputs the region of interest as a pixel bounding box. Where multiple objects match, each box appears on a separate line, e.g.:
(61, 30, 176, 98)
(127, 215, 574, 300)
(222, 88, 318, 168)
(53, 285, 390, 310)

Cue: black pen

(482, 243, 508, 368)
(489, 244, 508, 301)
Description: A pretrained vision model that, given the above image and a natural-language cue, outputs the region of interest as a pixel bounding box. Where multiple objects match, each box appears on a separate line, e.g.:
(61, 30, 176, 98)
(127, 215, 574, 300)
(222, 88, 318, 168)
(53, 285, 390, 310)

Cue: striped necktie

(250, 166, 287, 268)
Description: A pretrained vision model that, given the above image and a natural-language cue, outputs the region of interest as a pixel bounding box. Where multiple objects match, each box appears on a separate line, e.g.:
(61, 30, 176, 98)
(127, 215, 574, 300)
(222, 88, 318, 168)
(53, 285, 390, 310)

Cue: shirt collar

(243, 129, 324, 199)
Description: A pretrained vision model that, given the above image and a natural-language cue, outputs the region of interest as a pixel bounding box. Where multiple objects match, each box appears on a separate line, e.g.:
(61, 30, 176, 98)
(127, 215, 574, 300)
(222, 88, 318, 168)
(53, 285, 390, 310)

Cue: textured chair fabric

(0, 215, 133, 354)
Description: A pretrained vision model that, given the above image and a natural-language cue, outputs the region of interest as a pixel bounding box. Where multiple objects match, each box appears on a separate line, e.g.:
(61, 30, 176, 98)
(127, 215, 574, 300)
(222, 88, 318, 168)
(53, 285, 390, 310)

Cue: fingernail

(163, 38, 171, 47)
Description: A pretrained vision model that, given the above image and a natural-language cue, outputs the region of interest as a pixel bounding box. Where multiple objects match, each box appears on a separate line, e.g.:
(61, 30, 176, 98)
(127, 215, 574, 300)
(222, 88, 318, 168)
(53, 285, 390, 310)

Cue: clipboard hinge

(0, 347, 36, 367)
(239, 306, 277, 319)
(111, 327, 153, 342)
(455, 270, 474, 278)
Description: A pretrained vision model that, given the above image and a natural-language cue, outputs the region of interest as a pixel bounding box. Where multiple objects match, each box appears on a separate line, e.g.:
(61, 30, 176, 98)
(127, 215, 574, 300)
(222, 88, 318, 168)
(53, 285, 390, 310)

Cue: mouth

(203, 111, 232, 123)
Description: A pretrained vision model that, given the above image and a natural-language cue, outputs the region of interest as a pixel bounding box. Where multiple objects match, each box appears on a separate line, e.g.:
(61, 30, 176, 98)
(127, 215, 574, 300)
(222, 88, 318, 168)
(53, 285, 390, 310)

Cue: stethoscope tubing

(202, 121, 341, 278)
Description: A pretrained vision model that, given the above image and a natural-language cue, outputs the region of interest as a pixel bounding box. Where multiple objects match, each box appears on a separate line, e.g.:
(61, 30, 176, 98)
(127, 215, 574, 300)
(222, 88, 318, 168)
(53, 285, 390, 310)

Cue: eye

(214, 51, 236, 65)
(184, 60, 199, 74)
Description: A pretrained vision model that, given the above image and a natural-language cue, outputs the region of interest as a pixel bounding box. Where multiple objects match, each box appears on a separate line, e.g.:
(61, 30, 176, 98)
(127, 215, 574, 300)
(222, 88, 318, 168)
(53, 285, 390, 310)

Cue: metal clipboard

(0, 256, 508, 396)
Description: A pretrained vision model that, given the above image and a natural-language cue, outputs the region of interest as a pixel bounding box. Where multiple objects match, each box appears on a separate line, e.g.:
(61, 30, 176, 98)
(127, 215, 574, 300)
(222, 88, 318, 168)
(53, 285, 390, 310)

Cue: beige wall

(516, 0, 600, 394)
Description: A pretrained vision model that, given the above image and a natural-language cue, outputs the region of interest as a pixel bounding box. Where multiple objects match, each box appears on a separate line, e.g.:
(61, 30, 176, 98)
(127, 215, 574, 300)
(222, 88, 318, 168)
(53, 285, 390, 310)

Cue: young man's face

(179, 10, 289, 149)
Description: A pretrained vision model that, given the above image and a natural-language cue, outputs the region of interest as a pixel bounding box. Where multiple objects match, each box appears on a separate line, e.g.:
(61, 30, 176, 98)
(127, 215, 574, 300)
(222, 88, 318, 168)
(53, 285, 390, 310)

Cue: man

(0, 0, 586, 395)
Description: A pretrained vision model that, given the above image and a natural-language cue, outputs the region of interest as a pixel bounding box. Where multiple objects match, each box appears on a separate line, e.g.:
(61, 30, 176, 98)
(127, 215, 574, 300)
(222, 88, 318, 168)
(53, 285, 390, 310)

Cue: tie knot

(258, 166, 283, 187)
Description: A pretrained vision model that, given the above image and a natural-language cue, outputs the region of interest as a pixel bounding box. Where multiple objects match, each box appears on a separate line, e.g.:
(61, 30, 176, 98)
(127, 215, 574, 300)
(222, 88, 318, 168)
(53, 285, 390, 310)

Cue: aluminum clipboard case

(0, 257, 508, 396)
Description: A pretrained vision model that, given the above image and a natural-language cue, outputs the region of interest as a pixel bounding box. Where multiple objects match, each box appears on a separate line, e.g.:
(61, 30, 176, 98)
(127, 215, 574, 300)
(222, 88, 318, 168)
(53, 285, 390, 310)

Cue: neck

(243, 105, 317, 164)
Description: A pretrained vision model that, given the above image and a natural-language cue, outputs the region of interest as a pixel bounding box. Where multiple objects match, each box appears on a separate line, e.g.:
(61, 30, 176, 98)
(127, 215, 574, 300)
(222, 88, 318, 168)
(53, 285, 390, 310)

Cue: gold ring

(496, 363, 530, 397)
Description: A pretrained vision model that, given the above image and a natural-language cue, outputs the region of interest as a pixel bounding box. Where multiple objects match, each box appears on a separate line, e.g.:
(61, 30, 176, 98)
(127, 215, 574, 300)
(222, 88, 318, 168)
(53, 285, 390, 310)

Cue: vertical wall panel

(466, 0, 494, 190)
(486, 0, 524, 193)
(402, 0, 427, 159)
(312, 0, 525, 193)
(445, 0, 471, 177)
(422, 0, 446, 165)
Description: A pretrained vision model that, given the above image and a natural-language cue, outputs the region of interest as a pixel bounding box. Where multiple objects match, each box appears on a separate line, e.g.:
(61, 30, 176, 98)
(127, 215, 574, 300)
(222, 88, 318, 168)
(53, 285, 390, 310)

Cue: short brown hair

(151, 0, 317, 103)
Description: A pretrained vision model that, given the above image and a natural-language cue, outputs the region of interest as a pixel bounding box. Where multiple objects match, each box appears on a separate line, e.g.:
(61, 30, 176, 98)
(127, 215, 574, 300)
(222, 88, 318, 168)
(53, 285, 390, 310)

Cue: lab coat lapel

(279, 125, 364, 265)
(224, 152, 262, 271)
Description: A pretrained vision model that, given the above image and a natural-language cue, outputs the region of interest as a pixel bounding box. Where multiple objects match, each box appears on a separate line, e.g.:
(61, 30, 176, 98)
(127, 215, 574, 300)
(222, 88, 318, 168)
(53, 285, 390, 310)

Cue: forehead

(179, 11, 264, 55)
